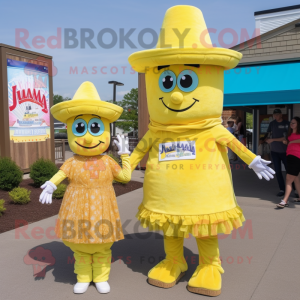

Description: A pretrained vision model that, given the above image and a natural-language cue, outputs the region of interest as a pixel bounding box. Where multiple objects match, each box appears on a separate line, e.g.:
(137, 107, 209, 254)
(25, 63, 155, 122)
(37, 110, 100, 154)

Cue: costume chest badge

(158, 140, 196, 162)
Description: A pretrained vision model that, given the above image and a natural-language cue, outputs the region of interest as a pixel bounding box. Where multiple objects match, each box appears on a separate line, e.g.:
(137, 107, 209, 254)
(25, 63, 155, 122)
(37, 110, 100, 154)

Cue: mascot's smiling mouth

(75, 141, 104, 149)
(159, 97, 199, 112)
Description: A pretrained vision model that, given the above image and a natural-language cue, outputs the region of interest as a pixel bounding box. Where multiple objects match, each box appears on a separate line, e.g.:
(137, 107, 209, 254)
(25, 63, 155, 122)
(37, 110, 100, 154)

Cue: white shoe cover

(73, 282, 90, 294)
(95, 281, 110, 294)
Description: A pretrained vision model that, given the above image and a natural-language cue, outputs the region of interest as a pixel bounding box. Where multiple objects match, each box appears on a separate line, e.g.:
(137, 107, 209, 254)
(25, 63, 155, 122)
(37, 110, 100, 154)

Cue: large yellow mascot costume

(39, 82, 131, 294)
(128, 5, 275, 296)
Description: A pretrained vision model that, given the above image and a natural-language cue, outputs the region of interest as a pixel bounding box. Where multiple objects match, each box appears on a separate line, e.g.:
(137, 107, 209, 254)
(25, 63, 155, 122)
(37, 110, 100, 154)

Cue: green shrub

(9, 187, 31, 204)
(53, 184, 67, 199)
(30, 158, 58, 187)
(0, 157, 23, 191)
(0, 199, 6, 216)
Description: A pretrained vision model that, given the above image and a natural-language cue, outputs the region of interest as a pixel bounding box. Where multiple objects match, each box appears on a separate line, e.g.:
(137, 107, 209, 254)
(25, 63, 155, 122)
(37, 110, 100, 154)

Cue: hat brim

(129, 47, 242, 73)
(51, 100, 123, 123)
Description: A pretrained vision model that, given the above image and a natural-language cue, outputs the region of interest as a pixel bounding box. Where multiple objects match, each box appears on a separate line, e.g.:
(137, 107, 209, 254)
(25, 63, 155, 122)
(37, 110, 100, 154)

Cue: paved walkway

(3, 163, 300, 299)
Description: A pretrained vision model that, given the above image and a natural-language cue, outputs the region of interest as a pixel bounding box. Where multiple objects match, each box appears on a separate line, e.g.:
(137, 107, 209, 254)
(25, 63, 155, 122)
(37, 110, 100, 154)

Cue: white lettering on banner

(158, 140, 196, 162)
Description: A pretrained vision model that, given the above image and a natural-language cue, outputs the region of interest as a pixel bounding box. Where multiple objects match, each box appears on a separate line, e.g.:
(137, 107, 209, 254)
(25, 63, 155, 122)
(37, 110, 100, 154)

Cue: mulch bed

(0, 173, 143, 234)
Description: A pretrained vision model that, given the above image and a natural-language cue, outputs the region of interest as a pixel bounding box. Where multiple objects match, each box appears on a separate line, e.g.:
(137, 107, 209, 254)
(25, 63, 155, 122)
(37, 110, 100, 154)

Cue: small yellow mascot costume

(39, 81, 131, 294)
(128, 5, 274, 296)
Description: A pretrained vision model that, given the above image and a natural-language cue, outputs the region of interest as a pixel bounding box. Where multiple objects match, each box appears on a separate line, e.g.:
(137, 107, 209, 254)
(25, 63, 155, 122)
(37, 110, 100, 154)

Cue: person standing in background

(227, 119, 237, 162)
(265, 109, 290, 197)
(258, 137, 271, 161)
(277, 117, 300, 208)
(231, 117, 238, 132)
(235, 116, 245, 143)
(226, 119, 235, 134)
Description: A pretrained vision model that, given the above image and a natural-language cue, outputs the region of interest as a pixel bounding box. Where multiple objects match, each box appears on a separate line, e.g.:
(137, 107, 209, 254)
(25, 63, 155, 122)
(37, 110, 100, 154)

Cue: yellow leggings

(163, 235, 222, 269)
(64, 241, 113, 283)
(196, 236, 223, 271)
(148, 235, 224, 284)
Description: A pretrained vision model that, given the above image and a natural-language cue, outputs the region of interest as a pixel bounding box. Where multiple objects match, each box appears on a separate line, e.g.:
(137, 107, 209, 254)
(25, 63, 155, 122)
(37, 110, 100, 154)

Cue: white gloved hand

(113, 134, 131, 155)
(248, 156, 275, 181)
(39, 181, 57, 204)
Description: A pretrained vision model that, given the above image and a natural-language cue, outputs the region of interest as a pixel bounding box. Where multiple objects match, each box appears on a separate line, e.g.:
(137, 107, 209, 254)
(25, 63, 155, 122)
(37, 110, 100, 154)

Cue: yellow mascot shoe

(187, 265, 224, 296)
(148, 259, 187, 288)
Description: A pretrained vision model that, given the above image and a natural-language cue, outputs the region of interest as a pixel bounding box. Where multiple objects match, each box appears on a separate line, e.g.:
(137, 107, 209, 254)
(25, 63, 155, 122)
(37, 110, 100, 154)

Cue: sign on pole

(7, 58, 50, 143)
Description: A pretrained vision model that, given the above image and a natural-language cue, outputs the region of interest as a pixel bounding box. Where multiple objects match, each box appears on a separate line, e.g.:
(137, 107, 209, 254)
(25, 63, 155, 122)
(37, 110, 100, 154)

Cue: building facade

(225, 5, 300, 153)
(137, 5, 300, 167)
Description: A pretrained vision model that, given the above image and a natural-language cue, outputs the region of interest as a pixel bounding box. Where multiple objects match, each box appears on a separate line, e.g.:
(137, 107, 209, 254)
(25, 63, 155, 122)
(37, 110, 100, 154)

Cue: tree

(246, 112, 253, 129)
(107, 88, 138, 132)
(53, 95, 71, 105)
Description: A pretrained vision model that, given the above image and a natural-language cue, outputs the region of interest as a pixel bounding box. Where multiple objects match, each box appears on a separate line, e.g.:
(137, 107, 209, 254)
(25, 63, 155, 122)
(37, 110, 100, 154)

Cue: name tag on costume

(158, 140, 196, 162)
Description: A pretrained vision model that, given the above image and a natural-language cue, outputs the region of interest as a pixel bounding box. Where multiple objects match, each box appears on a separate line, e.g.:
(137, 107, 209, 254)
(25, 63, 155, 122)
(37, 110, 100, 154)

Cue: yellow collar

(148, 118, 222, 133)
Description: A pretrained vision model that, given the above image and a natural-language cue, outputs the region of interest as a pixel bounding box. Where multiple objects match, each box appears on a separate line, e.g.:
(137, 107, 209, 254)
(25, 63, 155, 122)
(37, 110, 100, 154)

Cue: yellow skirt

(136, 204, 245, 238)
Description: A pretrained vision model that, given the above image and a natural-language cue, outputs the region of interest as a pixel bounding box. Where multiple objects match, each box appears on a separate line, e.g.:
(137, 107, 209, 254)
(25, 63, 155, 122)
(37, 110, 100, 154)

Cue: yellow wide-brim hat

(128, 5, 242, 73)
(51, 81, 123, 123)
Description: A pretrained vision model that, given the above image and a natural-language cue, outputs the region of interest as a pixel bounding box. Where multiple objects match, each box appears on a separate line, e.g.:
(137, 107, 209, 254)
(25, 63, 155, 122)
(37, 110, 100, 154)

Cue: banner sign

(7, 58, 50, 143)
(158, 140, 196, 162)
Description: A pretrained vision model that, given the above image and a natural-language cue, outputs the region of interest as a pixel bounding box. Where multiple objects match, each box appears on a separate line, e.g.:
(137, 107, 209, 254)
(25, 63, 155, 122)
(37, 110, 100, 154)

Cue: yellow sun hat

(51, 81, 123, 123)
(128, 5, 242, 73)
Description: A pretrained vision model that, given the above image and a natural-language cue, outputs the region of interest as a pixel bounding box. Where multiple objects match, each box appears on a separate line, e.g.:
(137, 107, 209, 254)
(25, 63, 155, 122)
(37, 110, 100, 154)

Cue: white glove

(248, 156, 275, 181)
(39, 181, 57, 204)
(113, 134, 131, 155)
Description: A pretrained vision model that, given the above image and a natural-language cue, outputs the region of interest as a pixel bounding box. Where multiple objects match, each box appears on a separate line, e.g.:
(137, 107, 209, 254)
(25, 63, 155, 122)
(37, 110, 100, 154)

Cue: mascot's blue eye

(159, 70, 176, 92)
(177, 70, 198, 92)
(88, 118, 105, 136)
(72, 119, 87, 136)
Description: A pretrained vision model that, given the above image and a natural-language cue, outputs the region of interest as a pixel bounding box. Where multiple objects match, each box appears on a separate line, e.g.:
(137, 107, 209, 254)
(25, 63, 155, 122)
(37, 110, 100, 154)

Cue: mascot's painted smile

(75, 140, 104, 149)
(159, 97, 199, 112)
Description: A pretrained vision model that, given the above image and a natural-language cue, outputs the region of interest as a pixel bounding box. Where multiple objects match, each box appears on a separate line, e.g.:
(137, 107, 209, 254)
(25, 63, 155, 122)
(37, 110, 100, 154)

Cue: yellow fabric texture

(51, 81, 123, 123)
(54, 154, 131, 243)
(128, 5, 242, 72)
(49, 170, 67, 186)
(188, 236, 223, 290)
(195, 236, 223, 271)
(148, 117, 222, 133)
(227, 138, 256, 165)
(130, 124, 256, 238)
(148, 236, 188, 283)
(113, 154, 131, 183)
(64, 241, 113, 283)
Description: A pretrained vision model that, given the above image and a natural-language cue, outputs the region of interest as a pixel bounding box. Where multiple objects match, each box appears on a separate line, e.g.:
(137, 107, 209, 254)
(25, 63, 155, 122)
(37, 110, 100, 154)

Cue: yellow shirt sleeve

(129, 130, 153, 170)
(227, 139, 256, 165)
(59, 157, 74, 177)
(108, 154, 131, 183)
(49, 157, 74, 186)
(211, 125, 256, 165)
(49, 170, 67, 186)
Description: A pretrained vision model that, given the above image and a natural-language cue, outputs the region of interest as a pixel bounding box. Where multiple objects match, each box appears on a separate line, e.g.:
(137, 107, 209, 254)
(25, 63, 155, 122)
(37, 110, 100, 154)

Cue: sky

(0, 0, 299, 101)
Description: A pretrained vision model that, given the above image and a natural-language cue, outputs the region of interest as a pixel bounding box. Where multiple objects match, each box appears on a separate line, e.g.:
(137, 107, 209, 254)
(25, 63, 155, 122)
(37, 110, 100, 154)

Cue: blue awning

(224, 62, 300, 107)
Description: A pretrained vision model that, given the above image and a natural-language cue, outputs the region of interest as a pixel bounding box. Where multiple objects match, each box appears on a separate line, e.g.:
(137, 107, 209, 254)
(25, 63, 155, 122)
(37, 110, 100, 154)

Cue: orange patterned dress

(55, 154, 130, 244)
